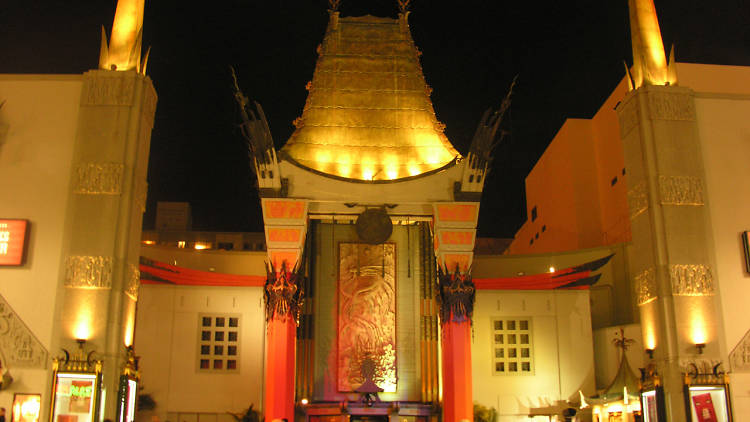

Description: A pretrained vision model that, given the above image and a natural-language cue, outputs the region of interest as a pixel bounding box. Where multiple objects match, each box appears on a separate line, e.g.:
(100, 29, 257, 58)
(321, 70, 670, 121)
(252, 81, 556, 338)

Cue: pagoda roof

(280, 13, 460, 181)
(588, 350, 641, 405)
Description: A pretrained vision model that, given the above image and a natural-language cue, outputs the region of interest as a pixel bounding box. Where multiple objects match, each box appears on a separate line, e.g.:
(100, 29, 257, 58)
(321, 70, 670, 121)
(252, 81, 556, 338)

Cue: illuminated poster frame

(48, 356, 103, 422)
(0, 219, 30, 266)
(640, 387, 666, 422)
(116, 376, 138, 422)
(12, 393, 42, 422)
(684, 385, 733, 422)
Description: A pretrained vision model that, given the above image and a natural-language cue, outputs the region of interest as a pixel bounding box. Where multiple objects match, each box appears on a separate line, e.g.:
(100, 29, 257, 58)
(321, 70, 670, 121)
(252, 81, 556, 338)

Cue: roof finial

(613, 328, 635, 352)
(99, 0, 149, 74)
(397, 0, 411, 14)
(626, 0, 675, 89)
(328, 0, 341, 12)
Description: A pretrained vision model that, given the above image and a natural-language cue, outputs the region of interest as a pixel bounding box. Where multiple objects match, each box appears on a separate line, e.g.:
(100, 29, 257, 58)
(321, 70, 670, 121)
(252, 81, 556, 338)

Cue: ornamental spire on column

(627, 0, 676, 89)
(99, 0, 150, 74)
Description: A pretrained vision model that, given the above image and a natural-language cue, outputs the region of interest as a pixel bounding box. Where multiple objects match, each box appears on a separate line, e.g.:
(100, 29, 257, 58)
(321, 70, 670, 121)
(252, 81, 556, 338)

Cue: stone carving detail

(648, 91, 696, 121)
(635, 268, 657, 305)
(628, 181, 649, 220)
(0, 294, 48, 368)
(617, 99, 639, 138)
(669, 264, 714, 296)
(659, 175, 704, 205)
(82, 74, 136, 106)
(729, 328, 750, 372)
(437, 264, 476, 324)
(73, 163, 124, 195)
(264, 261, 304, 324)
(135, 180, 148, 213)
(125, 264, 140, 301)
(65, 256, 113, 289)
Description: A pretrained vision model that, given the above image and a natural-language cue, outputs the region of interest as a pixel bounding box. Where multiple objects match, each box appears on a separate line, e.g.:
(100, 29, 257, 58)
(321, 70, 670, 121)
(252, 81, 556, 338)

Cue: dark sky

(3, 1, 749, 237)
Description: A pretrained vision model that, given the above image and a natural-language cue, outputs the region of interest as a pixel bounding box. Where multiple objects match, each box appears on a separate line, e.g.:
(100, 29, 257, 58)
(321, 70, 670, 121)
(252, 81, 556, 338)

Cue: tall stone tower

(235, 4, 503, 421)
(52, 0, 156, 418)
(618, 0, 723, 419)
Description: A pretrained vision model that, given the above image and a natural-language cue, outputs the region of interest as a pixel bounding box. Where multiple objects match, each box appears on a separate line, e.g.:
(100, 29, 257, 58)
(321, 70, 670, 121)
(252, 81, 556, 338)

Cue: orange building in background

(508, 79, 631, 254)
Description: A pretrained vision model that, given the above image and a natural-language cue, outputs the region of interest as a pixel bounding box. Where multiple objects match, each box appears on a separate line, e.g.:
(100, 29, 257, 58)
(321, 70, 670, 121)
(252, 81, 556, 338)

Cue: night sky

(3, 1, 749, 237)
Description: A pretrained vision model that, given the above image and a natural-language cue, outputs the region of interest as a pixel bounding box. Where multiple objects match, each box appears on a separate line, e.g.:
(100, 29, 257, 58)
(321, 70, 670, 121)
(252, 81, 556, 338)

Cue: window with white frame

(492, 318, 533, 374)
(198, 314, 240, 372)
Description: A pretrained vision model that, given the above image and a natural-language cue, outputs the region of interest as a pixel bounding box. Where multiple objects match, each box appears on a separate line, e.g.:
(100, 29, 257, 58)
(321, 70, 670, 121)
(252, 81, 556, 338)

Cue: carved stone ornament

(729, 328, 750, 372)
(264, 261, 304, 324)
(617, 98, 640, 139)
(669, 264, 714, 296)
(635, 268, 657, 305)
(355, 207, 393, 244)
(125, 264, 140, 301)
(628, 181, 649, 220)
(73, 163, 124, 195)
(64, 255, 113, 289)
(81, 73, 136, 106)
(682, 360, 728, 386)
(647, 91, 696, 121)
(437, 264, 476, 324)
(659, 175, 704, 206)
(0, 294, 48, 368)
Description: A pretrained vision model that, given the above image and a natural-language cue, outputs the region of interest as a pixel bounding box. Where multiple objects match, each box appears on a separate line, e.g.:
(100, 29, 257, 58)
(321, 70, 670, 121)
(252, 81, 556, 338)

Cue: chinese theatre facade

(234, 5, 494, 420)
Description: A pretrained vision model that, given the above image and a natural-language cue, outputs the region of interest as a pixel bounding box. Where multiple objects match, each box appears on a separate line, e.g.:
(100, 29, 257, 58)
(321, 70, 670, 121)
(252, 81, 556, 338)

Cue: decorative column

(260, 198, 308, 421)
(437, 265, 475, 422)
(264, 262, 304, 422)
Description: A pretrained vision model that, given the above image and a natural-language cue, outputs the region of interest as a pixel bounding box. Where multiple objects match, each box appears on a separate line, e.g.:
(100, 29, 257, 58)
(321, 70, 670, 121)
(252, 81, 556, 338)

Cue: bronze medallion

(355, 208, 393, 244)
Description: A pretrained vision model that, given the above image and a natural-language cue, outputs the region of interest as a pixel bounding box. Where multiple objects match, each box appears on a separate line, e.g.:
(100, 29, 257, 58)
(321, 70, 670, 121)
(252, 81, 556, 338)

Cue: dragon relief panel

(338, 243, 396, 393)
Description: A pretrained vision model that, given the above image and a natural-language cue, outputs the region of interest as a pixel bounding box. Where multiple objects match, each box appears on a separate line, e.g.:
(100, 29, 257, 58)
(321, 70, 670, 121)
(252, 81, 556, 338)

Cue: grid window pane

(215, 331, 224, 341)
(214, 345, 223, 355)
(228, 331, 238, 342)
(215, 317, 225, 327)
(198, 314, 240, 372)
(227, 360, 237, 370)
(201, 331, 211, 341)
(200, 359, 209, 369)
(229, 318, 239, 327)
(202, 317, 211, 327)
(493, 318, 533, 375)
(213, 360, 223, 369)
(200, 345, 210, 355)
(228, 346, 237, 356)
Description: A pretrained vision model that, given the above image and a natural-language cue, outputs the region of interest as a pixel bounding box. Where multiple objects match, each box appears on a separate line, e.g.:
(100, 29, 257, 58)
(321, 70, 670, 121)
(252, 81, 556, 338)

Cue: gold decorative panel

(730, 328, 750, 372)
(659, 175, 704, 205)
(64, 256, 113, 289)
(635, 268, 657, 305)
(125, 264, 140, 300)
(81, 73, 136, 106)
(338, 243, 396, 392)
(669, 264, 714, 296)
(73, 163, 124, 195)
(628, 181, 649, 220)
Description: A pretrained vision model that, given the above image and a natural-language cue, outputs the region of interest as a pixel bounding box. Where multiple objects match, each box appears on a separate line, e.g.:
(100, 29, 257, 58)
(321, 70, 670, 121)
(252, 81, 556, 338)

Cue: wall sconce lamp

(645, 348, 655, 359)
(695, 343, 706, 354)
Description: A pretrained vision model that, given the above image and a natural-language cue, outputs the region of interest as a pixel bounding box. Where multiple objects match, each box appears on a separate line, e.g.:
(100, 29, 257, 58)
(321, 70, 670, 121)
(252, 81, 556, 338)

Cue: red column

(264, 317, 296, 421)
(441, 317, 473, 422)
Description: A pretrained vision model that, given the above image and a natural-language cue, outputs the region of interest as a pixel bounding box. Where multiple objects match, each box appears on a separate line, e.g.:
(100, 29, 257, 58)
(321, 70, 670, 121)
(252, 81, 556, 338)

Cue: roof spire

(626, 0, 676, 89)
(99, 0, 149, 74)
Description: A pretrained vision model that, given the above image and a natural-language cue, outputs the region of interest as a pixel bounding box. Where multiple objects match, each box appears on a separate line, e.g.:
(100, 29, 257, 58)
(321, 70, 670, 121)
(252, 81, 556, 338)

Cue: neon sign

(0, 219, 29, 266)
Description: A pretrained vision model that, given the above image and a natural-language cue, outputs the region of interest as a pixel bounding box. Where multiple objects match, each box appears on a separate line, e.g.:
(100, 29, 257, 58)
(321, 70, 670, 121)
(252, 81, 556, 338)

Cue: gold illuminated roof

(280, 13, 460, 181)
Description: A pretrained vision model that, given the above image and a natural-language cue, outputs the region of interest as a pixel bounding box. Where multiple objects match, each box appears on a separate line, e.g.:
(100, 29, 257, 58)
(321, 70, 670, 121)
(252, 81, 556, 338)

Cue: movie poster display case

(683, 362, 733, 422)
(640, 363, 667, 422)
(116, 347, 139, 422)
(48, 342, 103, 422)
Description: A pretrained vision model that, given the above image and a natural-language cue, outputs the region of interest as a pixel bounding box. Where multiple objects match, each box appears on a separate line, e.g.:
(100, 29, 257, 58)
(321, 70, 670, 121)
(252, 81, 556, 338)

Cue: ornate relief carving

(648, 91, 696, 121)
(0, 294, 48, 368)
(338, 243, 396, 393)
(669, 264, 714, 296)
(73, 163, 124, 195)
(135, 180, 148, 213)
(82, 74, 136, 106)
(141, 86, 158, 126)
(729, 328, 750, 372)
(125, 264, 140, 301)
(617, 98, 639, 138)
(437, 264, 476, 324)
(628, 181, 648, 220)
(264, 261, 304, 323)
(659, 175, 704, 205)
(64, 256, 113, 289)
(635, 268, 657, 305)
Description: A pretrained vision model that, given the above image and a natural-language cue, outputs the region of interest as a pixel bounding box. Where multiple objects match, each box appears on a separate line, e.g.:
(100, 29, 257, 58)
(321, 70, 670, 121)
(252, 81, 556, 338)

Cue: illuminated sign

(0, 219, 29, 266)
(51, 373, 99, 422)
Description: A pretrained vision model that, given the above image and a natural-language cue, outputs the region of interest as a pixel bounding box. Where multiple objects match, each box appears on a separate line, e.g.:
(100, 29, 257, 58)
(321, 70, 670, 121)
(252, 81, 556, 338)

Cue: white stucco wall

(0, 75, 82, 412)
(694, 90, 750, 418)
(134, 285, 265, 422)
(472, 290, 595, 420)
